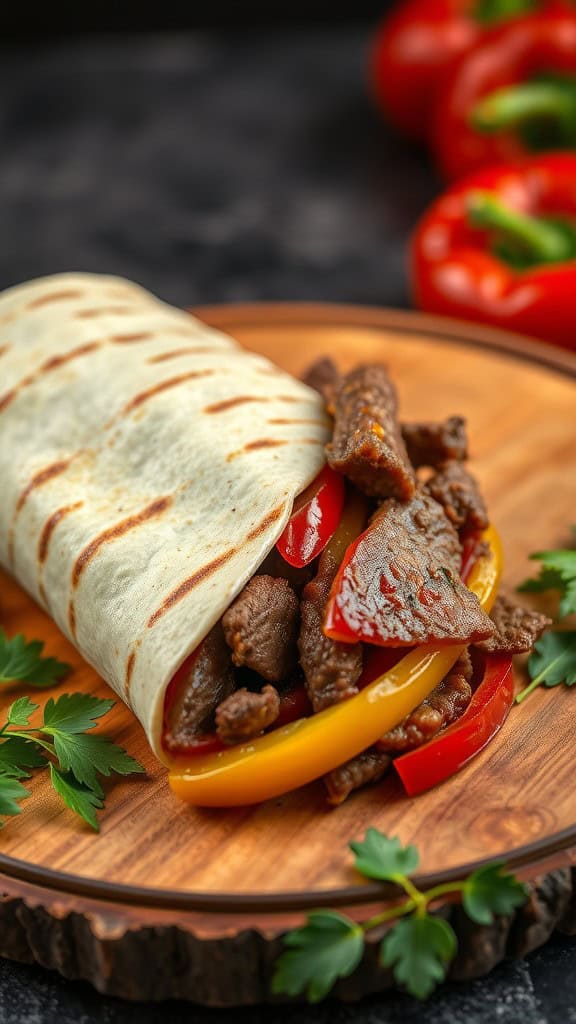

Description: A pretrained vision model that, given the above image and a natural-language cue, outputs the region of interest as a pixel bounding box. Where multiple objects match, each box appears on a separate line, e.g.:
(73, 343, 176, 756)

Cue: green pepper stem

(474, 0, 534, 25)
(471, 80, 576, 133)
(468, 191, 574, 263)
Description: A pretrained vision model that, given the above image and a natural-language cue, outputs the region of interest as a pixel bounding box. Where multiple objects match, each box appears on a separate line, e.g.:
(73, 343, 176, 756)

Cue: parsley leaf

(48, 732, 144, 796)
(272, 911, 364, 1003)
(0, 686, 144, 830)
(463, 863, 528, 924)
(274, 829, 527, 1004)
(380, 914, 457, 1000)
(0, 631, 70, 688)
(0, 774, 31, 824)
(517, 631, 576, 703)
(350, 829, 419, 882)
(49, 764, 104, 831)
(8, 697, 39, 727)
(529, 631, 576, 687)
(519, 533, 576, 618)
(0, 736, 46, 776)
(42, 692, 114, 733)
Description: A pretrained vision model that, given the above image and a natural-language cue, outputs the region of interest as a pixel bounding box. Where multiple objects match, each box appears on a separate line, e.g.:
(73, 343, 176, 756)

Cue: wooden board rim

(1, 301, 575, 915)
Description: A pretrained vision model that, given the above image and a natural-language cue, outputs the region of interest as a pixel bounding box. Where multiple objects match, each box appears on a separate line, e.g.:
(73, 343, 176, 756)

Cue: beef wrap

(0, 273, 330, 760)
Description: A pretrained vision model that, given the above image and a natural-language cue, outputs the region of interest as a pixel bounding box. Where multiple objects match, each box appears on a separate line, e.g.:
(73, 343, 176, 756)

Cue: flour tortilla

(0, 274, 329, 760)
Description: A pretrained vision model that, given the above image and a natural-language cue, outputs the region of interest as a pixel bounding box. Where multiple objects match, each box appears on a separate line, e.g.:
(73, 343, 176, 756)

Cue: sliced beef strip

(475, 594, 552, 654)
(163, 623, 235, 752)
(216, 685, 280, 745)
(302, 357, 341, 411)
(299, 544, 363, 713)
(326, 363, 416, 500)
(378, 650, 473, 753)
(222, 575, 299, 683)
(402, 416, 468, 468)
(328, 490, 495, 646)
(425, 460, 489, 532)
(324, 748, 391, 806)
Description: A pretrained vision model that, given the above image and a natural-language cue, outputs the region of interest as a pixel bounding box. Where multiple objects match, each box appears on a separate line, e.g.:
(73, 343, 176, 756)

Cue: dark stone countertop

(0, 28, 574, 1024)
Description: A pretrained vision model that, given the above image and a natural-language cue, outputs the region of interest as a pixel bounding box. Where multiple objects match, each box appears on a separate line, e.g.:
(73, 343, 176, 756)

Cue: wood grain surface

(1, 304, 575, 909)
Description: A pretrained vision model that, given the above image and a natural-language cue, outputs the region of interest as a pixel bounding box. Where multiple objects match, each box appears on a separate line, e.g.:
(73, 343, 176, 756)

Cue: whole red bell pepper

(411, 153, 576, 350)
(370, 0, 544, 141)
(394, 653, 514, 794)
(276, 465, 345, 569)
(432, 12, 576, 179)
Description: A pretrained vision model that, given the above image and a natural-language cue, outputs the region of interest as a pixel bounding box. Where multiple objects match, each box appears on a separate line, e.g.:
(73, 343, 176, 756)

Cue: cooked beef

(326, 363, 416, 500)
(163, 623, 234, 752)
(324, 748, 391, 805)
(216, 685, 280, 744)
(299, 543, 363, 712)
(378, 650, 473, 753)
(327, 490, 495, 646)
(222, 575, 299, 683)
(425, 461, 489, 532)
(302, 357, 341, 411)
(475, 594, 552, 654)
(402, 416, 468, 468)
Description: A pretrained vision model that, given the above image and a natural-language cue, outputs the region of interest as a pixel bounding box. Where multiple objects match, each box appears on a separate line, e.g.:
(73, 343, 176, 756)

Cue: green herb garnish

(0, 692, 145, 830)
(518, 530, 576, 618)
(0, 630, 70, 688)
(272, 829, 526, 1002)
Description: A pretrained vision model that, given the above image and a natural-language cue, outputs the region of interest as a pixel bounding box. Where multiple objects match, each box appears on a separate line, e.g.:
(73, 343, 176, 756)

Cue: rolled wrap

(0, 274, 330, 760)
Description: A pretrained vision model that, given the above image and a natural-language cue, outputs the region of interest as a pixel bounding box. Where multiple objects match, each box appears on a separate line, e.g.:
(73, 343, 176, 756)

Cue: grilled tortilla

(0, 273, 329, 760)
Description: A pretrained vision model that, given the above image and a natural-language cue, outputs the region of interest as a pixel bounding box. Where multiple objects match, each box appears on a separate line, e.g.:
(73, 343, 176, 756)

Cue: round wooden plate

(1, 304, 576, 1005)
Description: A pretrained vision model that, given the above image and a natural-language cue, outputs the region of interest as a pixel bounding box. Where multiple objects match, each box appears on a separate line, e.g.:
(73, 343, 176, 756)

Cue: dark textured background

(0, 28, 574, 1023)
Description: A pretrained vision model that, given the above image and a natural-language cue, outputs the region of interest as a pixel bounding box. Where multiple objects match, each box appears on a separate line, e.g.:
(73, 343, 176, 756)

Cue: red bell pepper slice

(411, 153, 576, 351)
(276, 465, 345, 569)
(394, 653, 514, 795)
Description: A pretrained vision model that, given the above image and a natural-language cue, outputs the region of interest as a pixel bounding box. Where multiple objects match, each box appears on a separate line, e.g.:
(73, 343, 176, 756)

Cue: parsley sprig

(0, 693, 145, 830)
(518, 529, 576, 619)
(273, 829, 526, 1002)
(0, 630, 70, 688)
(516, 530, 576, 703)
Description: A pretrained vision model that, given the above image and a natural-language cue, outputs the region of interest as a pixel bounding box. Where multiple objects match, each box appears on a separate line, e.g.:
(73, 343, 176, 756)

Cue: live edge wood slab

(0, 304, 575, 1006)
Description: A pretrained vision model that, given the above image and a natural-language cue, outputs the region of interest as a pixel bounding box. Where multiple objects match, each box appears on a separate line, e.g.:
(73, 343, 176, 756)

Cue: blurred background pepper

(370, 0, 549, 140)
(431, 12, 576, 178)
(411, 153, 576, 348)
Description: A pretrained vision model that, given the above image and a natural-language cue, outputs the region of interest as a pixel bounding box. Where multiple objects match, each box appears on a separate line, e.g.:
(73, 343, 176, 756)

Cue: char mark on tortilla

(121, 371, 217, 416)
(246, 504, 286, 542)
(125, 651, 136, 694)
(40, 342, 102, 374)
(75, 305, 139, 319)
(27, 289, 83, 310)
(204, 396, 269, 414)
(227, 439, 288, 461)
(148, 346, 220, 363)
(147, 547, 238, 628)
(267, 417, 328, 426)
(16, 458, 76, 514)
(72, 496, 172, 588)
(38, 501, 84, 564)
(68, 599, 77, 639)
(111, 332, 153, 344)
(0, 373, 36, 415)
(0, 345, 11, 359)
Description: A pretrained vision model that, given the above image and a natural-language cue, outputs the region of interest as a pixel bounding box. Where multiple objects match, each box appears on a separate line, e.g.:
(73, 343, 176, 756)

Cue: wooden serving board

(1, 304, 575, 1005)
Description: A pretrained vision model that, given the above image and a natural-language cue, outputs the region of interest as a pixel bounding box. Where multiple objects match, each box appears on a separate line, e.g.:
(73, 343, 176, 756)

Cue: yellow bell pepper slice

(169, 525, 502, 807)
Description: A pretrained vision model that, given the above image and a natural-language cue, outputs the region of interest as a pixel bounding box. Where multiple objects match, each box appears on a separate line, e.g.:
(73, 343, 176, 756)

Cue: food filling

(163, 358, 550, 803)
